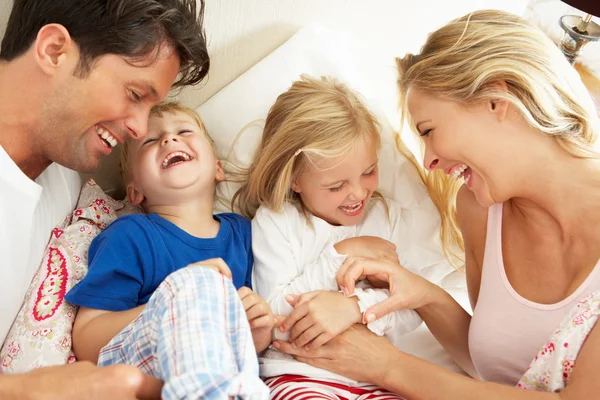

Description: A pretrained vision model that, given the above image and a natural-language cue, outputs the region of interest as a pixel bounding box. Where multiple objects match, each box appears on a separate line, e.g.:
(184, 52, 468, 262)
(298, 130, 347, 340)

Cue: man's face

(39, 46, 180, 173)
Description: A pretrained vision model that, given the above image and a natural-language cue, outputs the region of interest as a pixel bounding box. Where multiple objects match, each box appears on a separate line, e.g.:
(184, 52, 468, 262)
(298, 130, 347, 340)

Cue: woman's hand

(280, 291, 362, 350)
(274, 324, 401, 385)
(336, 257, 437, 323)
(334, 236, 399, 265)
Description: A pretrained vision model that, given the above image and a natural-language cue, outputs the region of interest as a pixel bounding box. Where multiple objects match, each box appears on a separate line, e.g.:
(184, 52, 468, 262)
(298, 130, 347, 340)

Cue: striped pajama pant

(264, 375, 406, 400)
(97, 267, 269, 400)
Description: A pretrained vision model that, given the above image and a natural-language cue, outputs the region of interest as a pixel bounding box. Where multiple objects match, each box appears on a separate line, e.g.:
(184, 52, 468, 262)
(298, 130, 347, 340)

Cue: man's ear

(488, 80, 509, 122)
(126, 183, 145, 206)
(33, 24, 75, 75)
(215, 160, 226, 182)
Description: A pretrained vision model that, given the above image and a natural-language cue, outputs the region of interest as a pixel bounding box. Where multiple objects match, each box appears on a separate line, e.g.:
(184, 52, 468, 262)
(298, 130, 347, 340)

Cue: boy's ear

(34, 24, 76, 76)
(215, 160, 226, 182)
(126, 183, 145, 206)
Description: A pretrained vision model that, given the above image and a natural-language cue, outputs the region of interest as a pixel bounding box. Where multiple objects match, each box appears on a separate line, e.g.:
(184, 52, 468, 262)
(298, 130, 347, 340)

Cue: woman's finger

(336, 257, 365, 294)
(273, 340, 330, 359)
(363, 295, 407, 323)
(339, 258, 396, 295)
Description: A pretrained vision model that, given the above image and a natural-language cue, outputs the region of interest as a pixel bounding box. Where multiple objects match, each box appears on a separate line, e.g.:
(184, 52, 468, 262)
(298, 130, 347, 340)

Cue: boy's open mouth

(161, 151, 194, 169)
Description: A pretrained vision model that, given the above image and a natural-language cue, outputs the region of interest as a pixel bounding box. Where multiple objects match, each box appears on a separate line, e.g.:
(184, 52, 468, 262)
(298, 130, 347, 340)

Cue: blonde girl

(233, 75, 450, 399)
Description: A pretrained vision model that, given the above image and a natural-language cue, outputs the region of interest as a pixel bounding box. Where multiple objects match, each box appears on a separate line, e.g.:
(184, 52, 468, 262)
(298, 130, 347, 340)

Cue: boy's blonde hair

(119, 101, 215, 186)
(232, 75, 384, 219)
(396, 9, 600, 264)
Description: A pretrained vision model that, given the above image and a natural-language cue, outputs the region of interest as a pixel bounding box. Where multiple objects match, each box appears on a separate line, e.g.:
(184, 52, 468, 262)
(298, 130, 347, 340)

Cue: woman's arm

(276, 322, 600, 400)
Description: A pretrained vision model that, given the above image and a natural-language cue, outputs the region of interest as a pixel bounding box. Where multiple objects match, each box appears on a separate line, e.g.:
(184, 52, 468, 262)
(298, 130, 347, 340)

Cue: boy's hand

(238, 287, 279, 352)
(188, 258, 232, 279)
(280, 290, 361, 350)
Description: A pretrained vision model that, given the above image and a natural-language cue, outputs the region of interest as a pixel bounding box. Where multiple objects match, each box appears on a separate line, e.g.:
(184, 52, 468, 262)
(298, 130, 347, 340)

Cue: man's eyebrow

(132, 80, 159, 100)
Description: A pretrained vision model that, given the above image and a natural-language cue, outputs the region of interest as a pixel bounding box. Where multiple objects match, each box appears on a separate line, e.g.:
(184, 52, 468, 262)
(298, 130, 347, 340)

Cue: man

(0, 1, 261, 398)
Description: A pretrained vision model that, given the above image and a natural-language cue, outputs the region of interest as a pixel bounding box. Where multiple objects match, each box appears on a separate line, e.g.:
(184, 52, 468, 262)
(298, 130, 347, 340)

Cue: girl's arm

(251, 206, 346, 315)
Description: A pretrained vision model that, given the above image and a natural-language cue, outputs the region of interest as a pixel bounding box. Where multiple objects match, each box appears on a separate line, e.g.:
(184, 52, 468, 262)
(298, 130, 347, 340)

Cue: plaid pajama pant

(98, 267, 269, 400)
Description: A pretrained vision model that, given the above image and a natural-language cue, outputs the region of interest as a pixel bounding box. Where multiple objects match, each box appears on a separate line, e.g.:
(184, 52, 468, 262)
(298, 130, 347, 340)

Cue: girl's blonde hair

(232, 75, 383, 219)
(396, 9, 600, 263)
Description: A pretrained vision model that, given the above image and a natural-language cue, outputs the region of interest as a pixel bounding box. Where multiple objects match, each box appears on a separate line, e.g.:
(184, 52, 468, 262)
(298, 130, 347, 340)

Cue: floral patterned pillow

(0, 179, 140, 372)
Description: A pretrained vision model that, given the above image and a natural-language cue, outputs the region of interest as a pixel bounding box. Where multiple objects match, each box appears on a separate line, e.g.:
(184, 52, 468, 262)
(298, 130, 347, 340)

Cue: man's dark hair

(0, 0, 209, 87)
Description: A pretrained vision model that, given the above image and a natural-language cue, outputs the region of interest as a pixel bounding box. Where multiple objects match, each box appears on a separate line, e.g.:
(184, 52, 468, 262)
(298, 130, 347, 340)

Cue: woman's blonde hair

(396, 9, 600, 263)
(232, 75, 383, 219)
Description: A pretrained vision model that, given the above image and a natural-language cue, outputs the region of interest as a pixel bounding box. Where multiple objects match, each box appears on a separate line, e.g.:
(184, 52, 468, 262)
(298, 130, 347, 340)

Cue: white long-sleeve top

(252, 197, 453, 385)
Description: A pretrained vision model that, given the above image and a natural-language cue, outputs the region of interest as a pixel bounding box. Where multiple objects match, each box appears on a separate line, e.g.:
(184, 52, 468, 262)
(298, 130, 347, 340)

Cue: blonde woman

(275, 10, 600, 399)
(233, 75, 451, 399)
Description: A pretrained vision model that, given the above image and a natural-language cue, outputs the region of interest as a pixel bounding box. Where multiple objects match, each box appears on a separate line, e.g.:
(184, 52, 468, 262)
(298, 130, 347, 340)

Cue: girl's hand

(280, 291, 362, 350)
(274, 323, 400, 385)
(238, 287, 281, 352)
(336, 257, 436, 323)
(334, 236, 399, 265)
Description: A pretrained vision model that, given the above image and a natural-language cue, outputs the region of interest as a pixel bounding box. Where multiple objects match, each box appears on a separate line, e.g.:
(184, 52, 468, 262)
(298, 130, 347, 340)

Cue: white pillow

(197, 25, 469, 373)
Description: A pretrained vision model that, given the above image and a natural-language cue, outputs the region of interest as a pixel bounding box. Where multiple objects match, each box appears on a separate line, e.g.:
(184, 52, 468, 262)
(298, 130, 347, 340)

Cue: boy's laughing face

(126, 111, 224, 207)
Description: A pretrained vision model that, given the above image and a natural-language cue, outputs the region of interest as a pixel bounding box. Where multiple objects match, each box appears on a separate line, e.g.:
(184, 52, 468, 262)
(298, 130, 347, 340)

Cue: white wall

(1, 0, 528, 109)
(178, 0, 527, 108)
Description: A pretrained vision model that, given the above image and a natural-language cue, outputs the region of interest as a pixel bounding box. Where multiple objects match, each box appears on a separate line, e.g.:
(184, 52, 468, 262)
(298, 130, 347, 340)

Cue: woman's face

(407, 87, 516, 207)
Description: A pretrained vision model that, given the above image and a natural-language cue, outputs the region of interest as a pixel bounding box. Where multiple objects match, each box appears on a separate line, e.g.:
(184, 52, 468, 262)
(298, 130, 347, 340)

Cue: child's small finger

(245, 302, 268, 321)
(249, 314, 273, 329)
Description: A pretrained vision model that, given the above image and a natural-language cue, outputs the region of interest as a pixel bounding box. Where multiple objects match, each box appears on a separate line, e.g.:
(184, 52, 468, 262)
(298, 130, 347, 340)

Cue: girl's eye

(329, 184, 344, 192)
(143, 138, 157, 145)
(420, 129, 432, 137)
(178, 130, 192, 136)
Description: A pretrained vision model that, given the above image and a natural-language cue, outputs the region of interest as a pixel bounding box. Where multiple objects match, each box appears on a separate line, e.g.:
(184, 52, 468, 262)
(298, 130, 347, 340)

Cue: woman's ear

(33, 24, 76, 76)
(488, 80, 509, 122)
(126, 183, 145, 206)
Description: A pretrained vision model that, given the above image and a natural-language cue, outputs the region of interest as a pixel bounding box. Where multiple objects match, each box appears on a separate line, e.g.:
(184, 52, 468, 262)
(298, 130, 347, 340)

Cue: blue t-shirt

(66, 213, 253, 311)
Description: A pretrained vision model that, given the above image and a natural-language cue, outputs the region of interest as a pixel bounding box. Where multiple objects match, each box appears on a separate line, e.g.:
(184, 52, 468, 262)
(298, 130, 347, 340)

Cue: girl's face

(407, 87, 516, 207)
(291, 140, 379, 226)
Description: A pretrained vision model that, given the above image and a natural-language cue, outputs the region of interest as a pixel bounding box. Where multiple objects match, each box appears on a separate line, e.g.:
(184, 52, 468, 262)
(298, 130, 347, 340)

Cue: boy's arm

(71, 305, 146, 363)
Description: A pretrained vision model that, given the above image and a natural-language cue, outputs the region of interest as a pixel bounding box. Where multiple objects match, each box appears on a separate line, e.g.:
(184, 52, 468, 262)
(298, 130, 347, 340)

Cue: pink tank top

(468, 203, 600, 386)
